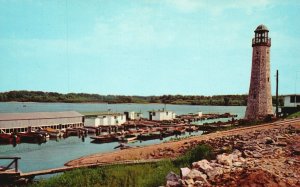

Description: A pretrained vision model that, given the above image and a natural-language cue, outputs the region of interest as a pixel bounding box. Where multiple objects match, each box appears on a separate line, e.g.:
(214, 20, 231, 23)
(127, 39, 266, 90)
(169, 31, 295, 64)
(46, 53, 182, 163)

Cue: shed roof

(0, 111, 83, 121)
(283, 94, 300, 97)
(148, 110, 174, 113)
(97, 113, 125, 116)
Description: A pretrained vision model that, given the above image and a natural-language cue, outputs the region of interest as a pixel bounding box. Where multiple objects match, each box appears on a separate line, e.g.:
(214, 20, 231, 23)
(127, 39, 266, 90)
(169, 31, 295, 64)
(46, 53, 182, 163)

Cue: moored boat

(84, 126, 98, 134)
(137, 132, 162, 141)
(65, 128, 88, 137)
(90, 134, 119, 143)
(17, 132, 47, 143)
(118, 134, 137, 142)
(42, 128, 63, 138)
(185, 126, 198, 132)
(162, 130, 174, 138)
(0, 133, 20, 144)
(173, 127, 186, 135)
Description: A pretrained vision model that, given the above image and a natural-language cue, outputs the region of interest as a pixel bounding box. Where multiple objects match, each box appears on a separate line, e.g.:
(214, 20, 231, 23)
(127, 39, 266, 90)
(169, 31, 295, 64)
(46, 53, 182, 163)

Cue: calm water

(0, 102, 246, 175)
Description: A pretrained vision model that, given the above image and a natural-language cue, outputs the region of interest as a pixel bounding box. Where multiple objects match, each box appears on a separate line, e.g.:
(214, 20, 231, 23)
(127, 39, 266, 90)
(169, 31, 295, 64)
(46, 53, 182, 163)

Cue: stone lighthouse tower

(245, 24, 273, 120)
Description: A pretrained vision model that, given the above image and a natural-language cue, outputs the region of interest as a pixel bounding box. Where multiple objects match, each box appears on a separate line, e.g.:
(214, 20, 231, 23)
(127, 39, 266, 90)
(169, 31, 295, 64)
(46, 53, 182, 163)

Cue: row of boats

(90, 127, 190, 144)
(0, 127, 86, 145)
(0, 124, 200, 145)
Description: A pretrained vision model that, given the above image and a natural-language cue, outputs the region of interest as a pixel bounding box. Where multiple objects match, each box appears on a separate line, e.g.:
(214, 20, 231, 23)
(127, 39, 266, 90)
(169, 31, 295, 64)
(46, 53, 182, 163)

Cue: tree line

(0, 90, 283, 106)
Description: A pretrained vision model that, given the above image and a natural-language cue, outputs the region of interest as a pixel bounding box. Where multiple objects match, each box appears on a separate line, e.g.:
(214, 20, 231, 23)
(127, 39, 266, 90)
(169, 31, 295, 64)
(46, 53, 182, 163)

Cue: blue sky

(0, 0, 299, 96)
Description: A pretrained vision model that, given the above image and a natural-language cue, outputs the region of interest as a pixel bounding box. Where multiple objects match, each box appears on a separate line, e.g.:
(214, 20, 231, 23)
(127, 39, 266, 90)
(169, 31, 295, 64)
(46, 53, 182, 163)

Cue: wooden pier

(0, 157, 21, 184)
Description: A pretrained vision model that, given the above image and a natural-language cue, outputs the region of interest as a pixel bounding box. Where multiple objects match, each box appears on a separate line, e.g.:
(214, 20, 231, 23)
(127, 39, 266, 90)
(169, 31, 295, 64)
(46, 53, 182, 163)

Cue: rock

(166, 172, 180, 182)
(233, 161, 243, 167)
(166, 180, 181, 187)
(276, 135, 286, 141)
(194, 180, 210, 186)
(265, 137, 274, 144)
(292, 145, 300, 155)
(221, 146, 232, 152)
(217, 154, 233, 166)
(232, 149, 242, 157)
(276, 142, 287, 147)
(243, 150, 253, 157)
(206, 166, 224, 180)
(180, 167, 191, 178)
(285, 159, 294, 165)
(274, 148, 284, 156)
(186, 169, 207, 182)
(252, 152, 263, 158)
(229, 153, 239, 162)
(183, 178, 194, 186)
(238, 157, 246, 163)
(192, 159, 213, 172)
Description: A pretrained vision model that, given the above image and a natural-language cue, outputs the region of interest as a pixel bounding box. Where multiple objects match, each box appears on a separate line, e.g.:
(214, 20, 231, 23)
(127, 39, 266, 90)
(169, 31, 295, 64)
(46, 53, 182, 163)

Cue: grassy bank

(286, 111, 300, 119)
(29, 144, 214, 187)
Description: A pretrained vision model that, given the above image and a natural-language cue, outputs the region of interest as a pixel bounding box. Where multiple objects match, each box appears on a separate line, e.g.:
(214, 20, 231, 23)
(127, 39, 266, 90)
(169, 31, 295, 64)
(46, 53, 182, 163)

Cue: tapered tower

(245, 24, 273, 120)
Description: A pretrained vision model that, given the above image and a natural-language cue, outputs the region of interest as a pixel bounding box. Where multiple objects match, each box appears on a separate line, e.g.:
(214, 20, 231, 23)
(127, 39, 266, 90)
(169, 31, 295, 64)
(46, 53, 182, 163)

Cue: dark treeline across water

(0, 90, 283, 106)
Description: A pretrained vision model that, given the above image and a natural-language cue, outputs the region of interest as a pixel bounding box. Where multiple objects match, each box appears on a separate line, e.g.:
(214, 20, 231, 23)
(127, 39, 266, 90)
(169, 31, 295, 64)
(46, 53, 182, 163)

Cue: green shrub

(173, 144, 214, 168)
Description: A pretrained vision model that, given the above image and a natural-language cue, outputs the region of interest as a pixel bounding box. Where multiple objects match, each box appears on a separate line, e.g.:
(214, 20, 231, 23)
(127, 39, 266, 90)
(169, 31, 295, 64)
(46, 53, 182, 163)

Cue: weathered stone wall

(245, 45, 273, 120)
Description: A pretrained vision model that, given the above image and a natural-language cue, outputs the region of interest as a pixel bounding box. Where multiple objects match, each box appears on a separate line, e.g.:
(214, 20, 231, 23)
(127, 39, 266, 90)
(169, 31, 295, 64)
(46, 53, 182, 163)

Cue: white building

(124, 111, 143, 120)
(149, 109, 176, 121)
(134, 112, 143, 119)
(0, 111, 84, 134)
(85, 113, 126, 127)
(283, 94, 300, 107)
(281, 94, 300, 116)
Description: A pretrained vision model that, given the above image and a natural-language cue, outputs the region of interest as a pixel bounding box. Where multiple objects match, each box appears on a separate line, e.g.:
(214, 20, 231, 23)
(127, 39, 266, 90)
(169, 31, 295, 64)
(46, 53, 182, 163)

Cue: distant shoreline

(0, 101, 246, 107)
(0, 90, 283, 106)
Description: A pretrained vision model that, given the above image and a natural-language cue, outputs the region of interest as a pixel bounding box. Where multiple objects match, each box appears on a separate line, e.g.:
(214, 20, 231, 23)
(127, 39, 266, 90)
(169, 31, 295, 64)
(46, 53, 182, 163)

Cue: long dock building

(0, 111, 84, 134)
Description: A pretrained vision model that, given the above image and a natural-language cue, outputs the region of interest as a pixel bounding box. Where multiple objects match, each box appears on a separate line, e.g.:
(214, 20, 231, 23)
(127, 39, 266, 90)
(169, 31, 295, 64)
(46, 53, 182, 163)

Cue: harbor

(0, 102, 245, 176)
(1, 117, 299, 184)
(0, 108, 238, 147)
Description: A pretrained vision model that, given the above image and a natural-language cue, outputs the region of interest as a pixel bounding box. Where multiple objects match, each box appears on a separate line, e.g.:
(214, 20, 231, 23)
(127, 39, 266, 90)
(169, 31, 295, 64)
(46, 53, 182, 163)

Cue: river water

(0, 102, 246, 176)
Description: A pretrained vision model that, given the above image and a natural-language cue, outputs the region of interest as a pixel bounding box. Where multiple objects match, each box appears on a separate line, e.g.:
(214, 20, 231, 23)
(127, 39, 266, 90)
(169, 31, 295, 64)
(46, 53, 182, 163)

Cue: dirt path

(65, 118, 300, 167)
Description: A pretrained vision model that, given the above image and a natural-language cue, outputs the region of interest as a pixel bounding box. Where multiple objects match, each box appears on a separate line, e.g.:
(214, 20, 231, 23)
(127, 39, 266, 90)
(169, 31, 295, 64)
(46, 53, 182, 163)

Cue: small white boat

(118, 134, 137, 142)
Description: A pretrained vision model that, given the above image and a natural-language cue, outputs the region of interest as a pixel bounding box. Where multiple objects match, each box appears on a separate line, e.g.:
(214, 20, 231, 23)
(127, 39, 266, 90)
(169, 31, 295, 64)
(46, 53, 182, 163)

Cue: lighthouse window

(268, 77, 269, 82)
(253, 94, 256, 99)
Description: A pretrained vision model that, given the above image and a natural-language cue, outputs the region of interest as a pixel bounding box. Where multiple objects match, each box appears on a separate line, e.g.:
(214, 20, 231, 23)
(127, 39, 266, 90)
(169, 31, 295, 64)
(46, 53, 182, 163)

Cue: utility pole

(276, 70, 279, 118)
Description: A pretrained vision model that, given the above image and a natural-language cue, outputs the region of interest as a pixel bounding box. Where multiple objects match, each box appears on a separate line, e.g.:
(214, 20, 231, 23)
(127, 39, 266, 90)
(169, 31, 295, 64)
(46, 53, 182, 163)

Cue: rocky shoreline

(65, 119, 300, 167)
(165, 125, 300, 187)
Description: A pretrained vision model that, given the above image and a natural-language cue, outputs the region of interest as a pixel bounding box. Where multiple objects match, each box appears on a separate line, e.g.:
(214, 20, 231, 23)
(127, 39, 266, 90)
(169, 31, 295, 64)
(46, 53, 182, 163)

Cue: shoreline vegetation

(0, 90, 283, 106)
(30, 144, 214, 187)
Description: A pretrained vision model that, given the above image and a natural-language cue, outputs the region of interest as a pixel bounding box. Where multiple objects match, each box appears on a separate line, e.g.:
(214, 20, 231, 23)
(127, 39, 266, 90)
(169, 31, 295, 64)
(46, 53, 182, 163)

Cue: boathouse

(0, 111, 84, 134)
(124, 111, 143, 120)
(148, 109, 176, 121)
(95, 113, 126, 127)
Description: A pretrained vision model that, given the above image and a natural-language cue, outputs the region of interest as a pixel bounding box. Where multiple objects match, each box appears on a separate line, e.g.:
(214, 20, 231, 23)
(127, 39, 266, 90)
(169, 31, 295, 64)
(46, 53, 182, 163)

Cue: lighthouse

(245, 24, 273, 120)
